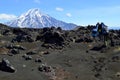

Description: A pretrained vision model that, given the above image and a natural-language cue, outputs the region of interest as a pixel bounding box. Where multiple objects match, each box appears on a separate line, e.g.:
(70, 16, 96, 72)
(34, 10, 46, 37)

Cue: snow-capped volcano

(6, 8, 77, 30)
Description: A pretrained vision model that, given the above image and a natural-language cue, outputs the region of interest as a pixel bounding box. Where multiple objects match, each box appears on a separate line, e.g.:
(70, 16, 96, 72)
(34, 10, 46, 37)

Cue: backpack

(92, 28, 98, 37)
(101, 23, 108, 34)
(98, 23, 108, 35)
(98, 24, 102, 33)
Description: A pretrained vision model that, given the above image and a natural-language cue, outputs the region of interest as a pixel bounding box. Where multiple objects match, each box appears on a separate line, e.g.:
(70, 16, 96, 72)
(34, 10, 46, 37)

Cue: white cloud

(66, 13, 72, 17)
(34, 0, 40, 4)
(0, 14, 17, 20)
(56, 7, 64, 11)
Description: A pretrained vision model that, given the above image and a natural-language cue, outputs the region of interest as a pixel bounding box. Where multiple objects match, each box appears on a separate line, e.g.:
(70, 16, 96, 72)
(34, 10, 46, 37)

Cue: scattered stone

(92, 57, 107, 78)
(5, 44, 13, 49)
(115, 72, 120, 78)
(39, 51, 50, 56)
(86, 50, 89, 53)
(22, 54, 32, 60)
(0, 58, 16, 73)
(98, 57, 106, 63)
(40, 51, 50, 55)
(75, 75, 78, 79)
(112, 56, 119, 62)
(14, 45, 26, 50)
(94, 73, 101, 78)
(43, 51, 50, 55)
(6, 44, 26, 50)
(26, 51, 37, 55)
(35, 58, 42, 63)
(93, 63, 105, 72)
(22, 64, 26, 68)
(91, 45, 106, 51)
(7, 53, 13, 56)
(10, 49, 19, 55)
(93, 60, 97, 64)
(38, 64, 52, 72)
(75, 38, 84, 43)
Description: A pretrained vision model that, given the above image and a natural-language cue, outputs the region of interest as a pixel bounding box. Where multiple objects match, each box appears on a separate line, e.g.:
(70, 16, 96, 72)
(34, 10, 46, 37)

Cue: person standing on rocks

(98, 22, 109, 47)
(97, 23, 103, 41)
(92, 23, 99, 42)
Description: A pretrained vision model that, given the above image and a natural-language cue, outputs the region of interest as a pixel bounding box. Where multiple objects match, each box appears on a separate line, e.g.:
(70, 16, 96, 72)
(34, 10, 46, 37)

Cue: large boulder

(0, 58, 16, 73)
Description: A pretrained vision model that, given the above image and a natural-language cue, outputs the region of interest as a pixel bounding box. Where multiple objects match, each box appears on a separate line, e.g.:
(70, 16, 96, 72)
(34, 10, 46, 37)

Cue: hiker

(98, 22, 109, 47)
(92, 23, 99, 41)
(97, 23, 102, 41)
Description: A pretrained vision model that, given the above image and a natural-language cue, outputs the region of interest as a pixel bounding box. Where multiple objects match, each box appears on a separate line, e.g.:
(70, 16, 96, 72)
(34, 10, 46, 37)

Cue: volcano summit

(6, 8, 77, 30)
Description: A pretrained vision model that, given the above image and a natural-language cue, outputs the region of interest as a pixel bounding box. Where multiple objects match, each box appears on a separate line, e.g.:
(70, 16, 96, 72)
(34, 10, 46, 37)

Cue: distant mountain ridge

(6, 8, 77, 30)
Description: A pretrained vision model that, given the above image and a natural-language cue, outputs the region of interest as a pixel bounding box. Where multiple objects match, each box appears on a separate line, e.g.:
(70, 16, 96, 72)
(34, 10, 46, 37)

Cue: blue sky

(0, 0, 120, 29)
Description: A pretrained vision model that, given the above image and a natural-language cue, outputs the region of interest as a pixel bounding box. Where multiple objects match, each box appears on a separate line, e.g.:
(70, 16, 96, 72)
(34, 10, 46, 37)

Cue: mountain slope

(6, 8, 77, 30)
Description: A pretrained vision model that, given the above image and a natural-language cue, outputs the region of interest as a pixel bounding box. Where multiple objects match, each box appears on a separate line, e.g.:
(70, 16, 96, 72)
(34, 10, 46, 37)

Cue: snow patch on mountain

(6, 8, 77, 30)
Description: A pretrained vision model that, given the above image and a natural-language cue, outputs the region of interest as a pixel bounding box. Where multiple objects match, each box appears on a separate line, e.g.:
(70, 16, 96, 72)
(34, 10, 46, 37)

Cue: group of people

(92, 22, 109, 47)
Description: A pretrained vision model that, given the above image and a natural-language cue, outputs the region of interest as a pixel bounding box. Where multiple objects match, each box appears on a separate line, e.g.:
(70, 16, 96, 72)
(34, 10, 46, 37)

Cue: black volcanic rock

(12, 34, 34, 42)
(38, 64, 52, 72)
(0, 23, 120, 49)
(22, 54, 32, 60)
(35, 58, 42, 63)
(0, 58, 16, 73)
(37, 27, 67, 49)
(26, 51, 37, 55)
(10, 49, 19, 55)
(6, 44, 26, 50)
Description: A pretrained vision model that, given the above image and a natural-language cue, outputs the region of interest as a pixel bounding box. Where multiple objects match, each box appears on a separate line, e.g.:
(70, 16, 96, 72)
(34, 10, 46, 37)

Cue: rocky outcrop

(37, 27, 67, 49)
(12, 34, 34, 42)
(0, 23, 120, 50)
